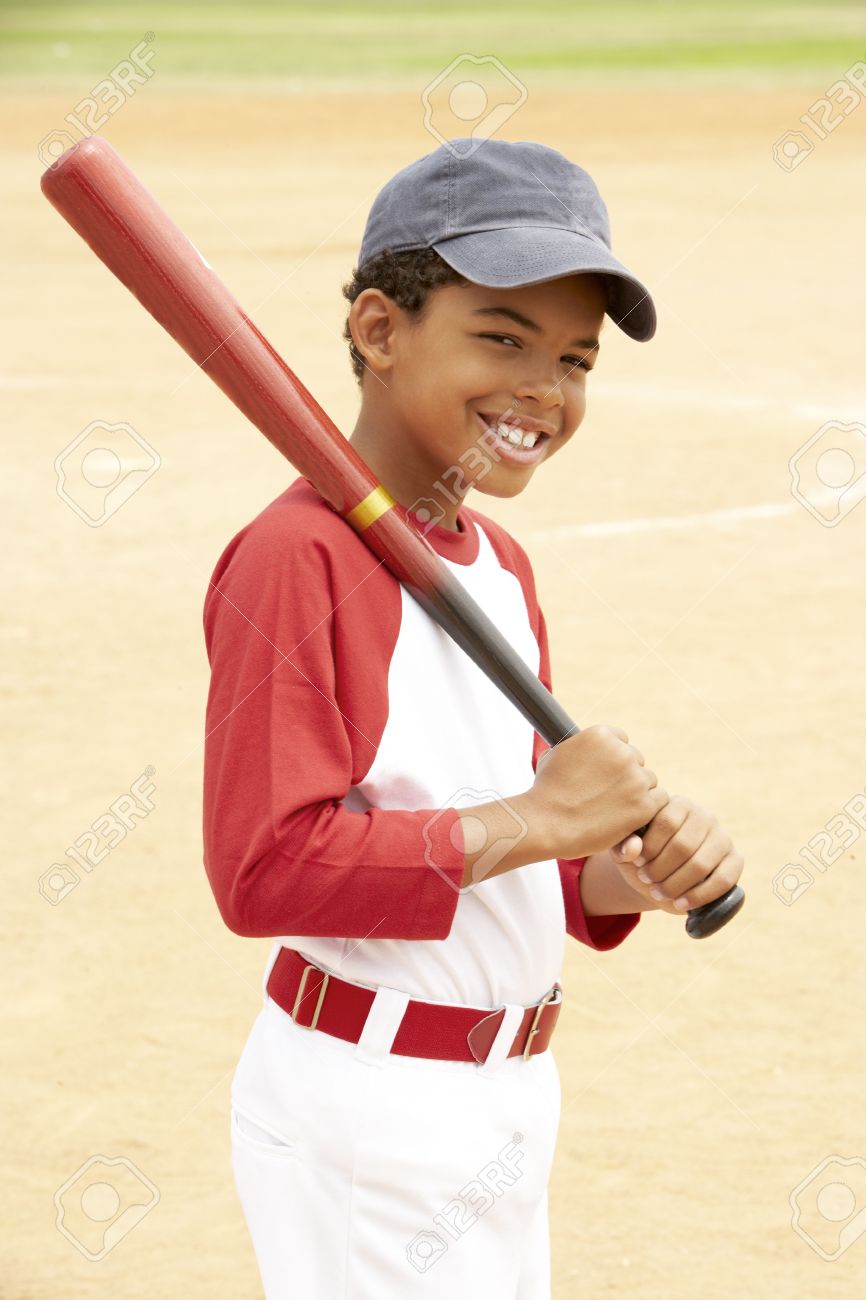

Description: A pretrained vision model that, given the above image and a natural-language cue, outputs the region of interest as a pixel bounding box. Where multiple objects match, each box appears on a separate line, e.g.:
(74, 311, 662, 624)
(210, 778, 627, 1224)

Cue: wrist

(513, 789, 570, 862)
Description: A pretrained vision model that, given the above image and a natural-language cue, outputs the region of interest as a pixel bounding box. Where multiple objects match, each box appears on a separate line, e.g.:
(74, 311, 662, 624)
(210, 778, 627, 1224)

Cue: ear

(348, 289, 400, 379)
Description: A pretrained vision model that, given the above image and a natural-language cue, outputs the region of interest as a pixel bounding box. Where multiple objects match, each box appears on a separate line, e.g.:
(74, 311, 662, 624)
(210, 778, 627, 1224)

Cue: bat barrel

(41, 136, 374, 521)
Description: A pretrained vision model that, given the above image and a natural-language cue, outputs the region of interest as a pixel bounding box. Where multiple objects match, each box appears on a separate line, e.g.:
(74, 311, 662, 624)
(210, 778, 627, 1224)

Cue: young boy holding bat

(202, 137, 744, 1298)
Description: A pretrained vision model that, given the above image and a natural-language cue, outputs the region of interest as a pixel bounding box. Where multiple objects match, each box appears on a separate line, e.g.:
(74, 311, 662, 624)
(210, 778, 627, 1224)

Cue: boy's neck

(348, 417, 465, 533)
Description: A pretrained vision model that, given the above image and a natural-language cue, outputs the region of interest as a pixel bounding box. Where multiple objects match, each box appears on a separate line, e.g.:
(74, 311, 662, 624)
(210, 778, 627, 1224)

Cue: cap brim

(431, 226, 656, 342)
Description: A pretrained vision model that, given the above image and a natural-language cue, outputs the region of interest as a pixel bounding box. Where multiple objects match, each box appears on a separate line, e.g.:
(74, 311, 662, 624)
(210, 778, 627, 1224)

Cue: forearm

(457, 799, 660, 919)
(458, 792, 553, 887)
(578, 849, 661, 916)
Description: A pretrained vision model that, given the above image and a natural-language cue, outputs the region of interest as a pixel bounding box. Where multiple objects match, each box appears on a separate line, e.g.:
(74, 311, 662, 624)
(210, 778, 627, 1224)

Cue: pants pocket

(231, 1104, 299, 1159)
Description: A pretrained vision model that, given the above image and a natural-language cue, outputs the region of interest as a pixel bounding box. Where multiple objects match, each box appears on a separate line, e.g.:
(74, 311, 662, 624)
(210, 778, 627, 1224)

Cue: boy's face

(349, 271, 608, 525)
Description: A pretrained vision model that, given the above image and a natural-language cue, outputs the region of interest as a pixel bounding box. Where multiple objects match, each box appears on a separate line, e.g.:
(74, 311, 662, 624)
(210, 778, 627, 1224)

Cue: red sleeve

(483, 523, 640, 952)
(201, 495, 464, 940)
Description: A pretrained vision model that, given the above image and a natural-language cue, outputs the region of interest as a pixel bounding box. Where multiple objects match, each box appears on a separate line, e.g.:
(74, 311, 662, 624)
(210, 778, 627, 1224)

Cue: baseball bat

(41, 136, 744, 939)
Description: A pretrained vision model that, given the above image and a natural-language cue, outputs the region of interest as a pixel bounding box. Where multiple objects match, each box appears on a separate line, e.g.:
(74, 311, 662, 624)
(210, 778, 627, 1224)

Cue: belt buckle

(522, 985, 560, 1060)
(291, 963, 329, 1030)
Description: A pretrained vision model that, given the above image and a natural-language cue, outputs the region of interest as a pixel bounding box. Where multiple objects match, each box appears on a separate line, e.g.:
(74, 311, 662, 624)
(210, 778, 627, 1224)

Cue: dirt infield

(5, 83, 866, 1297)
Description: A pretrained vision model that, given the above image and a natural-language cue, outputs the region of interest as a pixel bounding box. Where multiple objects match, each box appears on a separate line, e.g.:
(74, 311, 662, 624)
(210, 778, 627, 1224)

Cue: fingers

(642, 824, 736, 903)
(647, 785, 668, 817)
(647, 815, 713, 881)
(637, 796, 693, 865)
(629, 785, 667, 843)
(661, 848, 745, 912)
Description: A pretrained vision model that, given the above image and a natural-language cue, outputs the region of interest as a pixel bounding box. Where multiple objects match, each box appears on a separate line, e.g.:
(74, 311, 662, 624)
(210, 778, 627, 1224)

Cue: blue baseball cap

(357, 137, 656, 342)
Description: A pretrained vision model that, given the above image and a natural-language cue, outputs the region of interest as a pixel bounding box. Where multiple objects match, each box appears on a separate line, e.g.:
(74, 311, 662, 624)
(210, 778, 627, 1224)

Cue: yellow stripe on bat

(345, 484, 397, 532)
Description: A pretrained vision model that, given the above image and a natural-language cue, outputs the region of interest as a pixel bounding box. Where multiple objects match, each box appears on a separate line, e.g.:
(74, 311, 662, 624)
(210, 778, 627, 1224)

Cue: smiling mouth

(476, 412, 554, 450)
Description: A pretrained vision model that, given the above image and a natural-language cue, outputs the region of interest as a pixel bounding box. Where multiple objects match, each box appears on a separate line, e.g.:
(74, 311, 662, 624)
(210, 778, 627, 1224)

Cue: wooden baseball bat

(41, 136, 744, 939)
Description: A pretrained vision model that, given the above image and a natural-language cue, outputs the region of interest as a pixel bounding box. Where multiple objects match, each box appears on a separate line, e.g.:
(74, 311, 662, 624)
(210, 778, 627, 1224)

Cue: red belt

(266, 946, 562, 1065)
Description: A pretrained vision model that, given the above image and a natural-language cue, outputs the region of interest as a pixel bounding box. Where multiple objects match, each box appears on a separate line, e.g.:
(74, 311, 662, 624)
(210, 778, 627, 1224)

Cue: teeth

(481, 414, 543, 450)
(494, 420, 539, 449)
(491, 426, 540, 452)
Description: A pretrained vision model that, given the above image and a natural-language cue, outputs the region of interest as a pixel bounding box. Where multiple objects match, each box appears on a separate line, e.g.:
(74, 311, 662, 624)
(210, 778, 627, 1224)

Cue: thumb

(612, 834, 643, 861)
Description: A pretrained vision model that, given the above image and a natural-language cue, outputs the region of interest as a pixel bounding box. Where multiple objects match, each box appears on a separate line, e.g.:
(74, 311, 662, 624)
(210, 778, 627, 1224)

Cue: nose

(514, 364, 566, 412)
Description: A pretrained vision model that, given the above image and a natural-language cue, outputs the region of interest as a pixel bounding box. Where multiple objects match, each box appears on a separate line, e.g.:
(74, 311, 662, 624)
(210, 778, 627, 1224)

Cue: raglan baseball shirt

(202, 476, 640, 1010)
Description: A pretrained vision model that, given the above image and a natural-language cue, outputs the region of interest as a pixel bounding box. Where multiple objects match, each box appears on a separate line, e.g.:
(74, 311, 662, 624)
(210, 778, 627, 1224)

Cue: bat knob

(685, 885, 745, 939)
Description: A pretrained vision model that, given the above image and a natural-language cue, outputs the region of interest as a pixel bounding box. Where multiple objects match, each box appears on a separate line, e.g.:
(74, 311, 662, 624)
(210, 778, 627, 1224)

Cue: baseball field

(4, 2, 866, 1295)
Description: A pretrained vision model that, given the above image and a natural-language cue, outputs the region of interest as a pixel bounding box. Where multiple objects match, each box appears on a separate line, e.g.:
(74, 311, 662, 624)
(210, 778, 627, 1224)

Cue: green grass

(2, 0, 866, 84)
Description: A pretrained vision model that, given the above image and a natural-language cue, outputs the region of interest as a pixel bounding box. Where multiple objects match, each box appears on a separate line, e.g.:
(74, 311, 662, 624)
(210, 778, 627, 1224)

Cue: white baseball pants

(229, 962, 562, 1298)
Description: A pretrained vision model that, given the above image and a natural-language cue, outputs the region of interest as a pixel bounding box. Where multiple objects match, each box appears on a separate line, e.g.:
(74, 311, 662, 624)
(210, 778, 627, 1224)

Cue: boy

(202, 138, 744, 1298)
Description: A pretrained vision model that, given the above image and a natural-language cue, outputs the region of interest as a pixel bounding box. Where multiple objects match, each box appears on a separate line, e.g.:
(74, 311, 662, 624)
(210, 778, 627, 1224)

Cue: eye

(480, 334, 593, 372)
(479, 332, 520, 348)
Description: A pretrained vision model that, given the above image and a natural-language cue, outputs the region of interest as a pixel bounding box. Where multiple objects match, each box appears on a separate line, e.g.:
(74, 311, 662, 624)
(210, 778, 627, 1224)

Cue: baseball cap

(357, 138, 656, 342)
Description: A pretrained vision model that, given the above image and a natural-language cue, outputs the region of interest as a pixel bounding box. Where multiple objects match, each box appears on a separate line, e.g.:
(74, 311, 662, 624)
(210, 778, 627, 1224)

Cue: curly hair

(341, 247, 469, 384)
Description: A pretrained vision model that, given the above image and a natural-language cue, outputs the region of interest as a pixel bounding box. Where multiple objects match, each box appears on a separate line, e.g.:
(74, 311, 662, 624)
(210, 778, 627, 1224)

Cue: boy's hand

(609, 796, 744, 916)
(530, 725, 668, 860)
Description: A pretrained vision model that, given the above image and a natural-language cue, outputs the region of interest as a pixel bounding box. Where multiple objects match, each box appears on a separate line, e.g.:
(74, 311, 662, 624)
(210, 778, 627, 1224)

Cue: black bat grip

(406, 572, 744, 939)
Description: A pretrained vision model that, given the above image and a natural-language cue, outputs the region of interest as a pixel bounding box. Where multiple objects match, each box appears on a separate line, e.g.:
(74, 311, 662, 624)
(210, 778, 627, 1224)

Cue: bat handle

(634, 822, 745, 939)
